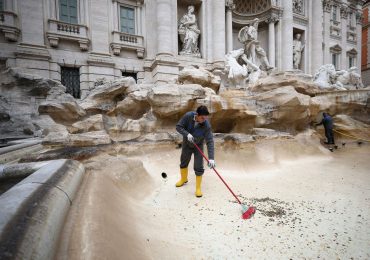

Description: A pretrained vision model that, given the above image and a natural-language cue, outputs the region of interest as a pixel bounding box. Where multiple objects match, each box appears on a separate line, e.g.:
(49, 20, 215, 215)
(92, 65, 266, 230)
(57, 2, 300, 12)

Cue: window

(0, 0, 4, 11)
(348, 12, 353, 27)
(349, 56, 355, 68)
(122, 71, 137, 82)
(59, 0, 78, 24)
(332, 53, 339, 69)
(120, 6, 135, 34)
(61, 67, 80, 98)
(332, 6, 337, 21)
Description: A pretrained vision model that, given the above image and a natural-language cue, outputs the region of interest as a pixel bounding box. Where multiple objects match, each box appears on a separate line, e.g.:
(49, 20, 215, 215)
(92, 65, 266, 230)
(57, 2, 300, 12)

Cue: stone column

(225, 1, 235, 53)
(267, 15, 277, 67)
(212, 0, 226, 68)
(356, 9, 362, 70)
(156, 0, 173, 56)
(281, 0, 293, 71)
(311, 0, 324, 73)
(151, 0, 178, 84)
(112, 1, 118, 31)
(322, 1, 331, 65)
(340, 5, 348, 70)
(49, 0, 57, 20)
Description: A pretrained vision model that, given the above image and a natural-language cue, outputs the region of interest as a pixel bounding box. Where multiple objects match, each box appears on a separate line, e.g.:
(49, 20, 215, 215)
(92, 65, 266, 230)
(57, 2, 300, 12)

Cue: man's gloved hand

(187, 133, 194, 143)
(208, 159, 216, 169)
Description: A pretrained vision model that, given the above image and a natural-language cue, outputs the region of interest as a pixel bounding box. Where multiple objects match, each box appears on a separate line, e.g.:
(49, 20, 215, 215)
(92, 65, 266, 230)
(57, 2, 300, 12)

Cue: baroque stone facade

(0, 0, 366, 98)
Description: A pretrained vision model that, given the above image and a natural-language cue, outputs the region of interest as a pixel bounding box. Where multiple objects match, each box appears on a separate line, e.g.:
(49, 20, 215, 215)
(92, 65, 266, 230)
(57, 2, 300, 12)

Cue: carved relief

(322, 0, 332, 13)
(234, 0, 271, 16)
(293, 0, 304, 15)
(340, 5, 348, 19)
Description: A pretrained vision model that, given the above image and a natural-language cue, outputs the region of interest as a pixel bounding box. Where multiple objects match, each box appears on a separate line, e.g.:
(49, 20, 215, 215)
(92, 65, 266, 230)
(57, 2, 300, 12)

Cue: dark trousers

(180, 142, 204, 176)
(325, 128, 335, 144)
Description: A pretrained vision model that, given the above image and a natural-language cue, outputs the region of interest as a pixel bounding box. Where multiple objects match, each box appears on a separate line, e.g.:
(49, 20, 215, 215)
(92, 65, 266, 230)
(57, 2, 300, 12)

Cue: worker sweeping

(175, 105, 215, 197)
(316, 112, 335, 144)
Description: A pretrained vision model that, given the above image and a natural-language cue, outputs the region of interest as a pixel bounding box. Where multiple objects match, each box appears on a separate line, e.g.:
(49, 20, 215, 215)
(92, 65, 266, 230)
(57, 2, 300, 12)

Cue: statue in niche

(178, 5, 201, 58)
(293, 33, 305, 70)
(238, 18, 273, 71)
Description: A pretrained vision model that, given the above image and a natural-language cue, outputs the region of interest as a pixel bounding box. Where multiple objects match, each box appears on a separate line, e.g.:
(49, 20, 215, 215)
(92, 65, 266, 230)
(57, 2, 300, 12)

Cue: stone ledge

(0, 159, 85, 260)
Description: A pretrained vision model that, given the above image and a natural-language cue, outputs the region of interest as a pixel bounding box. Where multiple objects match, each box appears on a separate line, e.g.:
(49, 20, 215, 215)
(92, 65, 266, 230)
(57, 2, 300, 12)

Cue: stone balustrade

(46, 19, 89, 51)
(111, 31, 145, 58)
(0, 11, 20, 41)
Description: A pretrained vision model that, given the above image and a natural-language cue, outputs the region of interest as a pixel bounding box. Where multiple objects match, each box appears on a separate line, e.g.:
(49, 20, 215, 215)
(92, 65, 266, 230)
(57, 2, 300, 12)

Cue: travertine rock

(179, 66, 221, 92)
(0, 68, 76, 135)
(2, 69, 369, 146)
(79, 77, 136, 113)
(38, 100, 86, 123)
(69, 114, 105, 134)
(147, 84, 206, 118)
(68, 130, 112, 146)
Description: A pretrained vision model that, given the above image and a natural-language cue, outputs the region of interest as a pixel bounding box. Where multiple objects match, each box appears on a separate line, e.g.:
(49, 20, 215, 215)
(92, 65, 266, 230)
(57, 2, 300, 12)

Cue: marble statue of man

(238, 18, 273, 71)
(178, 5, 201, 57)
(293, 33, 305, 69)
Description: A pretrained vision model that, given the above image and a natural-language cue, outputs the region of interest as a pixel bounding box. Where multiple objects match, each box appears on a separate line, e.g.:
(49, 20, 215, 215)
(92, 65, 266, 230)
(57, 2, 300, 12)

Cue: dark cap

(196, 105, 210, 116)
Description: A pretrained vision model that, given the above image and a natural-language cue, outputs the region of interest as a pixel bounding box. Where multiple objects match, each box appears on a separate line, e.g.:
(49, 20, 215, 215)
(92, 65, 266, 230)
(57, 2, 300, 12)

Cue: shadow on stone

(19, 146, 99, 163)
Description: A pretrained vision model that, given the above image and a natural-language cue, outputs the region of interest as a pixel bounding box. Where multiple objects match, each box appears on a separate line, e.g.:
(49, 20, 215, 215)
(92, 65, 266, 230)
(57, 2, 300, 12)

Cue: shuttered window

(120, 6, 135, 34)
(59, 0, 78, 24)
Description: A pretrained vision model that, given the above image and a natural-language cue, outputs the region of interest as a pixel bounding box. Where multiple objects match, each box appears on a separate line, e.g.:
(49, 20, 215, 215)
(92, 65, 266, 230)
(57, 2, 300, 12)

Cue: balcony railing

(0, 11, 20, 41)
(111, 31, 145, 58)
(46, 19, 89, 51)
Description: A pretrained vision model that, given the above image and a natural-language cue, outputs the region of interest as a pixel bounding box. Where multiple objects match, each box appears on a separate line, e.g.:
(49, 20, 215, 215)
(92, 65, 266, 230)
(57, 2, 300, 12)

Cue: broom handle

(193, 142, 242, 205)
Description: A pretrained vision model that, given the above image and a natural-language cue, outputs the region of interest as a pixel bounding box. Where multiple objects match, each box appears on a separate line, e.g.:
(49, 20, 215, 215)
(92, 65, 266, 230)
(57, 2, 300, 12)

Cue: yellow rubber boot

(176, 168, 188, 187)
(195, 175, 203, 197)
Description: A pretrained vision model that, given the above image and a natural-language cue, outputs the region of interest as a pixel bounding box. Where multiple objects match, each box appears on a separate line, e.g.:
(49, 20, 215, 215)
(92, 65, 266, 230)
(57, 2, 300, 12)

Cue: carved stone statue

(224, 48, 248, 87)
(336, 67, 364, 89)
(313, 64, 364, 90)
(293, 33, 305, 70)
(178, 5, 201, 57)
(313, 64, 339, 89)
(238, 18, 273, 71)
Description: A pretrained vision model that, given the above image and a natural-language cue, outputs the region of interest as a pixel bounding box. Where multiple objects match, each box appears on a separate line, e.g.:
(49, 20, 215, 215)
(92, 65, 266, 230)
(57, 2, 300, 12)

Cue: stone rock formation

(178, 66, 221, 92)
(1, 67, 369, 147)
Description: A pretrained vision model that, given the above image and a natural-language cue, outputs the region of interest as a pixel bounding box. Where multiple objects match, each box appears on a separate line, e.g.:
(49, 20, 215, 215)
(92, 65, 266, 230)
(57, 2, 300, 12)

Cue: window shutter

(120, 6, 135, 34)
(60, 0, 69, 22)
(69, 0, 78, 24)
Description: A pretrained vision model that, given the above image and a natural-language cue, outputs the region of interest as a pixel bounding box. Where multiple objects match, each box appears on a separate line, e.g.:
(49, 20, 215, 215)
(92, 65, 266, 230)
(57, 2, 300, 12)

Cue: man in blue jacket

(316, 112, 335, 144)
(175, 105, 215, 197)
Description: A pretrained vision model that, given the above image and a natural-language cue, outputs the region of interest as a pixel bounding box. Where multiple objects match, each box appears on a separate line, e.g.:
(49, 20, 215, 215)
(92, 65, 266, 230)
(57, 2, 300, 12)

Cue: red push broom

(193, 143, 256, 220)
